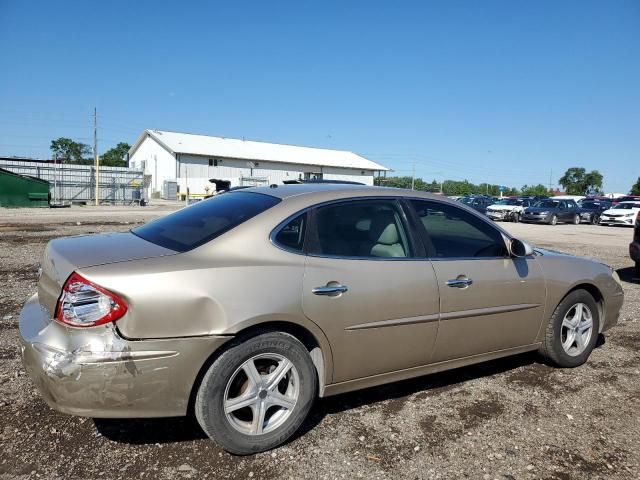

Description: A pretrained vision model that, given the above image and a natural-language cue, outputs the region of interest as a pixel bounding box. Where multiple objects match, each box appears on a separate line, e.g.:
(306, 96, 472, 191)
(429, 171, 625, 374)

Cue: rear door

(408, 199, 546, 362)
(299, 198, 440, 383)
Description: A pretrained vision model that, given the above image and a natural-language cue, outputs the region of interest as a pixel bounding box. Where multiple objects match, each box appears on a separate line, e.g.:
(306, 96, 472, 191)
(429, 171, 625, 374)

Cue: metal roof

(129, 130, 389, 171)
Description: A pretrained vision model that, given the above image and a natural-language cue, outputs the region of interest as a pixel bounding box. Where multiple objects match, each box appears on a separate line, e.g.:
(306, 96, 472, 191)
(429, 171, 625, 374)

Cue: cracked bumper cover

(19, 294, 231, 418)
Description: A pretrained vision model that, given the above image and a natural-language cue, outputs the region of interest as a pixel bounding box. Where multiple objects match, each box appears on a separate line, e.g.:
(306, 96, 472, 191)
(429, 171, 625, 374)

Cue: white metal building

(128, 130, 389, 198)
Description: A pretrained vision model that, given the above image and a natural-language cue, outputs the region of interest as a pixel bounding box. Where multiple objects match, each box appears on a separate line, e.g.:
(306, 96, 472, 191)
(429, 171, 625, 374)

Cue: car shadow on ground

(616, 267, 639, 284)
(95, 351, 541, 446)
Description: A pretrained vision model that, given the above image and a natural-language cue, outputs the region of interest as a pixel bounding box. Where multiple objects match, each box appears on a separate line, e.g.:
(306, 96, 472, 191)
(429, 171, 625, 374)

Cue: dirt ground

(0, 205, 638, 480)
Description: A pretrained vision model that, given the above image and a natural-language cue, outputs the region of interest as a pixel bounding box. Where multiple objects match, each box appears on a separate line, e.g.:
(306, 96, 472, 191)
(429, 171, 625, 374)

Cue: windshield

(132, 191, 281, 252)
(494, 199, 521, 206)
(534, 200, 559, 208)
(613, 203, 640, 210)
(581, 201, 602, 209)
(459, 197, 474, 205)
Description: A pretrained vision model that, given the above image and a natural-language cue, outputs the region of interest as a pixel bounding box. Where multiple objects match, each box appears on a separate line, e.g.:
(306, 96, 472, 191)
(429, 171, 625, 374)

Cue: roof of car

(239, 184, 450, 202)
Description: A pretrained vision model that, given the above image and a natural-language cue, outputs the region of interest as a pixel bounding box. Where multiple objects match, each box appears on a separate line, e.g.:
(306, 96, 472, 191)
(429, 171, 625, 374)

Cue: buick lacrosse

(19, 185, 624, 454)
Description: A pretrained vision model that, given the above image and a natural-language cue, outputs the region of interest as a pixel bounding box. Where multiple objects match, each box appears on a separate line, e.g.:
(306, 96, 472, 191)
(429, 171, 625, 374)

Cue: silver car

(19, 185, 624, 454)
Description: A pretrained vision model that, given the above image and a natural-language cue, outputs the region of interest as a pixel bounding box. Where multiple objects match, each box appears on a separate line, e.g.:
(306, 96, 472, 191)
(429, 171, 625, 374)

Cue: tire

(512, 212, 520, 223)
(590, 214, 600, 225)
(549, 214, 558, 226)
(195, 331, 317, 455)
(572, 214, 580, 225)
(539, 289, 600, 368)
(635, 261, 640, 278)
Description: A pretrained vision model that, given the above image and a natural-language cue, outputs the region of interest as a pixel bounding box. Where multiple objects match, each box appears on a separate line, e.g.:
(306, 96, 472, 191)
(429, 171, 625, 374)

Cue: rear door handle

(446, 277, 473, 288)
(312, 285, 349, 296)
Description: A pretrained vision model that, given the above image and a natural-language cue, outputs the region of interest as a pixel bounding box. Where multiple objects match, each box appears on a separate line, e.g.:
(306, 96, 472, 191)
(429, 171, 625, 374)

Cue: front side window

(308, 200, 410, 258)
(410, 200, 507, 258)
(132, 192, 280, 252)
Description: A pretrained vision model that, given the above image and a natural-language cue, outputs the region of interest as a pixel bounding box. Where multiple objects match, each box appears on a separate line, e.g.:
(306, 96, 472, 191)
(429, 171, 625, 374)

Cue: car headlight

(539, 211, 549, 215)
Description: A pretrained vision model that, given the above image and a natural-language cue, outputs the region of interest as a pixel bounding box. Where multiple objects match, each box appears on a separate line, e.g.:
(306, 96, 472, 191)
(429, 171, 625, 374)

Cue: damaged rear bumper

(19, 294, 231, 418)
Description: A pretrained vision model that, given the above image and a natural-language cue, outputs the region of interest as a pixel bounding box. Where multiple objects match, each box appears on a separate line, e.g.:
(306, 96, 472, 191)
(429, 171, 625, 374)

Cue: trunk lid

(38, 232, 176, 316)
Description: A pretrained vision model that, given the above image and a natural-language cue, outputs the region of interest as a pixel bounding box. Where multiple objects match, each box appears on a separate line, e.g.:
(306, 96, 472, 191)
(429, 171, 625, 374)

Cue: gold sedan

(19, 185, 624, 454)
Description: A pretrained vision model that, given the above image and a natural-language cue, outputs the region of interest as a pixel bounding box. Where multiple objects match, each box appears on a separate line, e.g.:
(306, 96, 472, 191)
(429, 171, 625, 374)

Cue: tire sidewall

(550, 214, 558, 225)
(195, 332, 317, 455)
(548, 290, 600, 367)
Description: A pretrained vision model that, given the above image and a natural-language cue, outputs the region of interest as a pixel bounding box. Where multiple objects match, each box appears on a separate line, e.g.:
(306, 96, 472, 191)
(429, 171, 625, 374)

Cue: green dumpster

(0, 168, 50, 207)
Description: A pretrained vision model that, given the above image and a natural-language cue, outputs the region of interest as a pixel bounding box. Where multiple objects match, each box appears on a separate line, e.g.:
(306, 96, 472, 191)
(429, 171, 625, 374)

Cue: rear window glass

(132, 192, 280, 252)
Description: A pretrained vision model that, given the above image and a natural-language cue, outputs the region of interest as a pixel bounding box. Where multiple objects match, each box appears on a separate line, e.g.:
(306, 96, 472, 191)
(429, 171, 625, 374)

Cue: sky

(0, 0, 638, 193)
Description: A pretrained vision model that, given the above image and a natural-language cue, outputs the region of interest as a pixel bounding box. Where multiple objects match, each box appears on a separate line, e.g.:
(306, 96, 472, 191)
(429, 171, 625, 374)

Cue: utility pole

(411, 161, 415, 190)
(94, 107, 99, 206)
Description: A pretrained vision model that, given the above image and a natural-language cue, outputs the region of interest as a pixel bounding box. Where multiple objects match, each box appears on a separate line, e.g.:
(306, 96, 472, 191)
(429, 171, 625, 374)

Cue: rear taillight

(54, 272, 128, 327)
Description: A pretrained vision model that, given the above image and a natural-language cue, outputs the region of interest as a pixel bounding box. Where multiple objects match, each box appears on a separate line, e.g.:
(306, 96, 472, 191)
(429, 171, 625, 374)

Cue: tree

(558, 167, 603, 195)
(631, 177, 640, 195)
(50, 137, 91, 164)
(521, 184, 549, 196)
(100, 142, 130, 167)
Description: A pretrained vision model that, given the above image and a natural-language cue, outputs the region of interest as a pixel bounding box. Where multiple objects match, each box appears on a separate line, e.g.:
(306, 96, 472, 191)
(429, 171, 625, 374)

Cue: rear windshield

(132, 192, 280, 252)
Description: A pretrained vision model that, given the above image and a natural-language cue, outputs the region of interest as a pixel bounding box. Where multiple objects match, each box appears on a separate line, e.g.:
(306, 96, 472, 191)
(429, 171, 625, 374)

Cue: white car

(600, 201, 640, 226)
(486, 198, 534, 222)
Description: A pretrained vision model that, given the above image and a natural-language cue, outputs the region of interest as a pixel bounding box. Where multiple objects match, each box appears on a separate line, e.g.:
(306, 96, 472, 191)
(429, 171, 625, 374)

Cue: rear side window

(273, 213, 307, 252)
(411, 200, 507, 258)
(132, 192, 280, 252)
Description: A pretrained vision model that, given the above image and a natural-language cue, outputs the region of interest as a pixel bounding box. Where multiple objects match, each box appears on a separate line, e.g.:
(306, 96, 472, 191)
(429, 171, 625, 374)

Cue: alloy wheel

(223, 353, 299, 435)
(560, 303, 594, 357)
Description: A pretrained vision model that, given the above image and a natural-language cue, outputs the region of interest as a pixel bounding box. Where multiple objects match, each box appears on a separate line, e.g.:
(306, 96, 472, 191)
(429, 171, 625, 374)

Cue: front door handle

(446, 277, 473, 288)
(312, 284, 349, 296)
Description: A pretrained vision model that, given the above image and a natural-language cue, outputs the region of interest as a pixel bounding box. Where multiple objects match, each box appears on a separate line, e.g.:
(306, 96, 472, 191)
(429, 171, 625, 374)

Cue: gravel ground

(1, 206, 638, 480)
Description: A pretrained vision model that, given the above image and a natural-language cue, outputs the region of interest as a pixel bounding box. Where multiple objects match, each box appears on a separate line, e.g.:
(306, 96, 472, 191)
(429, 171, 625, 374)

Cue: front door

(301, 198, 440, 383)
(409, 199, 546, 362)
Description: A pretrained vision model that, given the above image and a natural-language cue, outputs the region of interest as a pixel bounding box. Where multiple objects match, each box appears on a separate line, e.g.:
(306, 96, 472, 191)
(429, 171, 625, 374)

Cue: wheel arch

(187, 320, 333, 416)
(563, 283, 605, 333)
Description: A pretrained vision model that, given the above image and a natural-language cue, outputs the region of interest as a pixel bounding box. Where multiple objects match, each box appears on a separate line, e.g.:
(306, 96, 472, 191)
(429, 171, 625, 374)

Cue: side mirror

(510, 238, 534, 258)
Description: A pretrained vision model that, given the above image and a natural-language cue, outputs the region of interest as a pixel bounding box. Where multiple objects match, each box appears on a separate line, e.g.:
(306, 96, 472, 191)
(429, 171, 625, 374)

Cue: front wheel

(590, 214, 600, 225)
(195, 331, 317, 455)
(635, 261, 640, 278)
(572, 214, 580, 225)
(512, 212, 520, 223)
(539, 289, 600, 367)
(549, 214, 558, 226)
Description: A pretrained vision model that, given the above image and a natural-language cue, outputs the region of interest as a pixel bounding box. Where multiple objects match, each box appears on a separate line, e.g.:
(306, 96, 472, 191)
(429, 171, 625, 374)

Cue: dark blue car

(577, 199, 612, 224)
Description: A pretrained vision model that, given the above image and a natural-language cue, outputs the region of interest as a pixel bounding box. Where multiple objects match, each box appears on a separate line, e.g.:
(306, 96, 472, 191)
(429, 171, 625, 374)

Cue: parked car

(630, 214, 640, 276)
(521, 198, 581, 225)
(20, 185, 624, 454)
(485, 197, 534, 222)
(577, 199, 612, 224)
(600, 201, 640, 227)
(612, 195, 640, 206)
(458, 195, 495, 214)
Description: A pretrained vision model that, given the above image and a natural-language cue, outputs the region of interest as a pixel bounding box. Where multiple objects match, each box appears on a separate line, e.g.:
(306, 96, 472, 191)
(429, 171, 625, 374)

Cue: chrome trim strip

(440, 303, 541, 321)
(346, 313, 440, 330)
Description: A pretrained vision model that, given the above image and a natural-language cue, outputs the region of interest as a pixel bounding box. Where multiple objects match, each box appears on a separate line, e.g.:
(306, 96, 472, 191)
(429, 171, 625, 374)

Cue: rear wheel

(549, 214, 558, 225)
(195, 331, 317, 455)
(539, 289, 600, 367)
(512, 212, 520, 223)
(590, 214, 600, 225)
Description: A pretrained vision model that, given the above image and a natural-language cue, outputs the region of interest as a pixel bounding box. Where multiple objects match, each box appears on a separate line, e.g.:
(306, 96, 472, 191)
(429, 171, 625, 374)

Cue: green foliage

(100, 142, 130, 167)
(558, 167, 603, 195)
(520, 184, 549, 196)
(375, 176, 522, 197)
(50, 137, 91, 164)
(630, 177, 640, 195)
